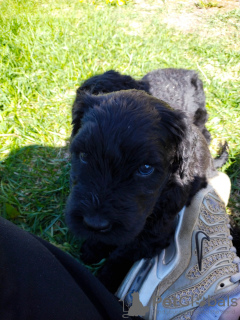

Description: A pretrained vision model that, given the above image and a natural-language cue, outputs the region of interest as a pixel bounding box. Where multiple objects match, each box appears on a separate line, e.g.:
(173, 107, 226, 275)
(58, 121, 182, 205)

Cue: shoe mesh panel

(187, 252, 236, 279)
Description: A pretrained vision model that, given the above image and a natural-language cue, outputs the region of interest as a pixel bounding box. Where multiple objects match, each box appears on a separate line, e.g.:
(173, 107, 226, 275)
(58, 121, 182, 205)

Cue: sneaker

(116, 172, 240, 319)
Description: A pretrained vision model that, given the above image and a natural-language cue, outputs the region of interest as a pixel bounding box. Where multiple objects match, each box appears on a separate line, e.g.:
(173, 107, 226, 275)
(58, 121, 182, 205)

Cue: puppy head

(65, 90, 188, 246)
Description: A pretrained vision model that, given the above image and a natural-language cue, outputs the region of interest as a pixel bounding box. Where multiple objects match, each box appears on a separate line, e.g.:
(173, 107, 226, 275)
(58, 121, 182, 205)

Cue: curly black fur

(77, 69, 211, 144)
(143, 68, 211, 144)
(65, 89, 218, 292)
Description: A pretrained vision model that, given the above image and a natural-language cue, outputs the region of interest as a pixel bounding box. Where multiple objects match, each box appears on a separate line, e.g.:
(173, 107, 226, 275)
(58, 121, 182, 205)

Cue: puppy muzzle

(83, 216, 112, 233)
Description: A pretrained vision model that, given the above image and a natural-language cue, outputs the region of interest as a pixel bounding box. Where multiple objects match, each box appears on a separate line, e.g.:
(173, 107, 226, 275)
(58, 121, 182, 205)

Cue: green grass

(195, 0, 222, 9)
(0, 0, 240, 264)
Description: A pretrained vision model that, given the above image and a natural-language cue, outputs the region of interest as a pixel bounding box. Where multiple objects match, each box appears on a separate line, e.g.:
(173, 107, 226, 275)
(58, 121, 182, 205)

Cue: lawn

(0, 0, 240, 263)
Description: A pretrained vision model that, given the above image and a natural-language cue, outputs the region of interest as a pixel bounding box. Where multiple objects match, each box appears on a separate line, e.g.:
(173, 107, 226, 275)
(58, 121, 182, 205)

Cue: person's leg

(0, 216, 125, 320)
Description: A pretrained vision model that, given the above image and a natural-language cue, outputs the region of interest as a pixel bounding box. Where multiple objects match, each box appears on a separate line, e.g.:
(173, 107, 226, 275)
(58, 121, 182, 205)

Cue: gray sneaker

(116, 172, 240, 319)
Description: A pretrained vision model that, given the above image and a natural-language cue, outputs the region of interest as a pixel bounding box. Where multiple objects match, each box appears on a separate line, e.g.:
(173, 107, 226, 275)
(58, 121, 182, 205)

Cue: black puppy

(78, 69, 211, 144)
(65, 88, 220, 293)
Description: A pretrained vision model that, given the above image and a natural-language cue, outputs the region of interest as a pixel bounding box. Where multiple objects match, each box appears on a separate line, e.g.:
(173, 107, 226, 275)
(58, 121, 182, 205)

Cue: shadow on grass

(0, 144, 82, 260)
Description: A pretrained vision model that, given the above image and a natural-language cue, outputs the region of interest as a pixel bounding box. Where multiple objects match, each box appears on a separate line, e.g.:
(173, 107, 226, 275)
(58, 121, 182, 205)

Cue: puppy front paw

(97, 264, 118, 292)
(80, 241, 115, 265)
(97, 258, 133, 293)
(80, 242, 102, 265)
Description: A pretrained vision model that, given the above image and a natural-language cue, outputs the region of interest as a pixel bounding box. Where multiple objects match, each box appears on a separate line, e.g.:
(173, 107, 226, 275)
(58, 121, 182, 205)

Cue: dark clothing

(0, 217, 125, 320)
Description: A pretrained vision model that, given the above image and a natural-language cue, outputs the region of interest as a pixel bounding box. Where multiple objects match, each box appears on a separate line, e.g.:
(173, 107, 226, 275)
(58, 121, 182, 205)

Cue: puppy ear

(71, 90, 99, 137)
(155, 100, 193, 181)
(169, 112, 196, 181)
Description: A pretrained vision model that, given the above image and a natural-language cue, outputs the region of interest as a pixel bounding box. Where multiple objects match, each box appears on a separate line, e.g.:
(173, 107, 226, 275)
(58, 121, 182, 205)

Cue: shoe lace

(227, 223, 240, 283)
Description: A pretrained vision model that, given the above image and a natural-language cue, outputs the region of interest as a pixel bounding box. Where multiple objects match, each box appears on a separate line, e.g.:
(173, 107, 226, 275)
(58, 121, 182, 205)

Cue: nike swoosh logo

(195, 231, 210, 271)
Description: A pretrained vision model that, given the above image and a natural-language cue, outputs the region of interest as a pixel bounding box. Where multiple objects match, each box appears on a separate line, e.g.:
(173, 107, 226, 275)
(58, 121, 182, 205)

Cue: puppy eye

(137, 165, 154, 176)
(80, 152, 88, 164)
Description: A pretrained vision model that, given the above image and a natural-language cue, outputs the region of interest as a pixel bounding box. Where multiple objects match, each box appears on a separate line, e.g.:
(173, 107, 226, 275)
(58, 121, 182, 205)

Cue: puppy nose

(83, 216, 111, 232)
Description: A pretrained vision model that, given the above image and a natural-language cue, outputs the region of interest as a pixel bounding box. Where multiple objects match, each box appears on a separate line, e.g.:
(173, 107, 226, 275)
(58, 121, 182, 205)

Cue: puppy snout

(83, 216, 111, 232)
